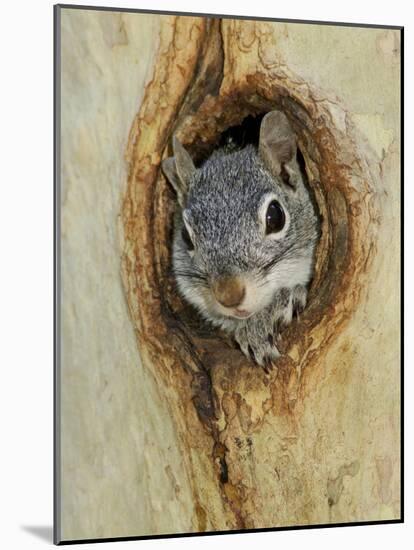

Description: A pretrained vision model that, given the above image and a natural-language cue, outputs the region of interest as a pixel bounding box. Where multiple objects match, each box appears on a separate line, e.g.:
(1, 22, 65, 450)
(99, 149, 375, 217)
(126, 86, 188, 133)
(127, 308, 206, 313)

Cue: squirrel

(162, 110, 320, 367)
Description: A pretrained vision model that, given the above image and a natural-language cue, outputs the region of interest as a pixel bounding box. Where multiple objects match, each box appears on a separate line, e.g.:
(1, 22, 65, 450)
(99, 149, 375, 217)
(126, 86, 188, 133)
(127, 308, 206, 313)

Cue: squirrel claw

(254, 344, 280, 368)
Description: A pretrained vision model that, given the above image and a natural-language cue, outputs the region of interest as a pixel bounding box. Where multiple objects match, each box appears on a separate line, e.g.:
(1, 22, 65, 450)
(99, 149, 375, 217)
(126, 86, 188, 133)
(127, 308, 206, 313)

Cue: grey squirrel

(162, 110, 319, 367)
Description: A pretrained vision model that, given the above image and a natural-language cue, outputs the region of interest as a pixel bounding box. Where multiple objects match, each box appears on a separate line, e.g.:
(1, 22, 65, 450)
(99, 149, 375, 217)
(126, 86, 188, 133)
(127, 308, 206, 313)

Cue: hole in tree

(164, 109, 323, 359)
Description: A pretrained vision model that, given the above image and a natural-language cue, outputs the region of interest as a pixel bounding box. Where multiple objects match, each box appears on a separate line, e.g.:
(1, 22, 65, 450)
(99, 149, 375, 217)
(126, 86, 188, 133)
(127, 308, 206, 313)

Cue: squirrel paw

(235, 333, 281, 369)
(234, 285, 308, 368)
(292, 284, 307, 320)
(234, 316, 281, 369)
(276, 285, 308, 326)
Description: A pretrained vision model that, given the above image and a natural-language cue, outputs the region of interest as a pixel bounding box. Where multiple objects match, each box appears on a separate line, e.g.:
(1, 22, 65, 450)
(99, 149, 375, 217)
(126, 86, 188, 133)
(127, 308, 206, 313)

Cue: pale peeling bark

(60, 8, 400, 540)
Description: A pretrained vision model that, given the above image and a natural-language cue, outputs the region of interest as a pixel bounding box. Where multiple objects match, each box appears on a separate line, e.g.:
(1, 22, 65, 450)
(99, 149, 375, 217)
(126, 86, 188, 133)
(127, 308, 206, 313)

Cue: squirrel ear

(259, 111, 299, 187)
(162, 137, 195, 207)
(161, 156, 184, 205)
(172, 137, 196, 190)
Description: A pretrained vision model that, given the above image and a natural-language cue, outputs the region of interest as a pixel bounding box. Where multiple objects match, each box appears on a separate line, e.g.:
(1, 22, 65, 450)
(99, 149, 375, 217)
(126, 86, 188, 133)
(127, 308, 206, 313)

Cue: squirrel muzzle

(212, 276, 246, 308)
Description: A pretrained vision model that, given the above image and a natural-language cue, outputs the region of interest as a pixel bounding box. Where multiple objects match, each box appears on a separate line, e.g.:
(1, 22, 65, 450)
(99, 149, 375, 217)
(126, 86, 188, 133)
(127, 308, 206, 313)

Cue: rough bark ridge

(121, 16, 399, 530)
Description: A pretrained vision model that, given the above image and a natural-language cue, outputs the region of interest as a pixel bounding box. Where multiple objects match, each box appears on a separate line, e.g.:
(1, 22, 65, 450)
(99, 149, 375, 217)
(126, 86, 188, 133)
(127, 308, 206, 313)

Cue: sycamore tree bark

(60, 8, 400, 541)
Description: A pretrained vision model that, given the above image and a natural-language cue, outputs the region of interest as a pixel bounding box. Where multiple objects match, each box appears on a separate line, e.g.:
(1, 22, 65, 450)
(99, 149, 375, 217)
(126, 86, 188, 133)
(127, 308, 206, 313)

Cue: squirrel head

(162, 111, 319, 323)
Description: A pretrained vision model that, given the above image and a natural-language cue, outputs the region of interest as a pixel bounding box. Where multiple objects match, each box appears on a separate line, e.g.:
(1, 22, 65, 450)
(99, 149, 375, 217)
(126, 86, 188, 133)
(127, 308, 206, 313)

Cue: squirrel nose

(212, 276, 246, 308)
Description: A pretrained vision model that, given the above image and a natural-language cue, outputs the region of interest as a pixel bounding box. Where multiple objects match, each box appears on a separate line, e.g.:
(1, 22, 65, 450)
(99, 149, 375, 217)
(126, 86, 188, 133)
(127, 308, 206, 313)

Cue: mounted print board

(54, 4, 403, 545)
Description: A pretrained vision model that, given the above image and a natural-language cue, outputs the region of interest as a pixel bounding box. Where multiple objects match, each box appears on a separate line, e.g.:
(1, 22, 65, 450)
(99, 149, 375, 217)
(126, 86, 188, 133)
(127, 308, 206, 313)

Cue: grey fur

(162, 111, 320, 367)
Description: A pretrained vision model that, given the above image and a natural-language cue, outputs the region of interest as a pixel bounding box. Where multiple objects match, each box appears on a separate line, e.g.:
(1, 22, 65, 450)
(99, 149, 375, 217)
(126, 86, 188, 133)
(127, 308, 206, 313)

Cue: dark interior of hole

(218, 114, 264, 149)
(191, 114, 264, 166)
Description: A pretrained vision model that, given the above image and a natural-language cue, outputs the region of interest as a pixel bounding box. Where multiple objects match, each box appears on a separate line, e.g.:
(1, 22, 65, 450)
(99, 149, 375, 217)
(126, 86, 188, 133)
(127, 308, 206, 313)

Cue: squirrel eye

(265, 200, 286, 234)
(181, 225, 194, 251)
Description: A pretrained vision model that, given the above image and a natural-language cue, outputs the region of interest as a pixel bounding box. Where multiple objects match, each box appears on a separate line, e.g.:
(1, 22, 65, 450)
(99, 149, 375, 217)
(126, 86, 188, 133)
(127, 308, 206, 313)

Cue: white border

(0, 1, 409, 548)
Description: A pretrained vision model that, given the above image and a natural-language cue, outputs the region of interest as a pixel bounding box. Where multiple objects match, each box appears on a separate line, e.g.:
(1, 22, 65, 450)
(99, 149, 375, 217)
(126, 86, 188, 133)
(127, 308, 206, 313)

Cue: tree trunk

(60, 8, 401, 540)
